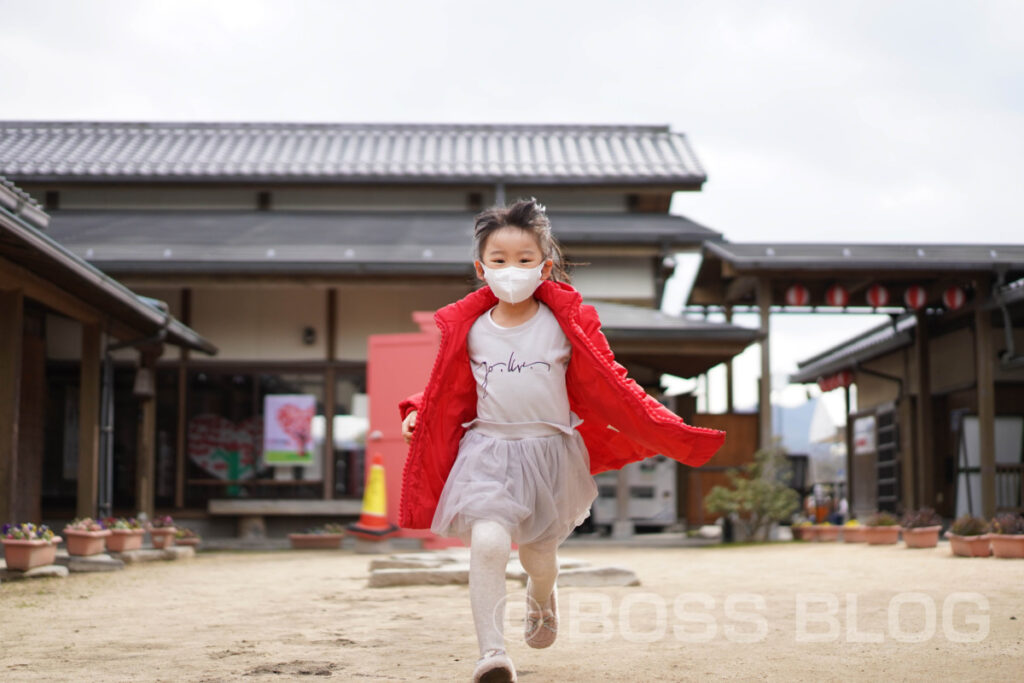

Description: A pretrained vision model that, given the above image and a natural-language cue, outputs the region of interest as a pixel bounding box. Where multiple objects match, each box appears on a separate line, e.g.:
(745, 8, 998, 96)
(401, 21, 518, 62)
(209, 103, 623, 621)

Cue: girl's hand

(402, 410, 418, 444)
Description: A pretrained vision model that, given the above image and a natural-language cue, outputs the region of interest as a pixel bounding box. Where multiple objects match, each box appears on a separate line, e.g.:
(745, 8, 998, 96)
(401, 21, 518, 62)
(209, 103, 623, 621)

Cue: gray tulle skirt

(430, 427, 599, 547)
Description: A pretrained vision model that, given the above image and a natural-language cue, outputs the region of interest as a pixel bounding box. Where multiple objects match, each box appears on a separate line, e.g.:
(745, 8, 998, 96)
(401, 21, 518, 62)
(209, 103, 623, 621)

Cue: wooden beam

(757, 279, 773, 449)
(899, 347, 916, 510)
(175, 288, 191, 510)
(135, 353, 158, 519)
(0, 289, 24, 521)
(725, 305, 735, 413)
(975, 277, 997, 518)
(913, 310, 934, 508)
(0, 256, 101, 325)
(322, 288, 337, 500)
(77, 323, 101, 518)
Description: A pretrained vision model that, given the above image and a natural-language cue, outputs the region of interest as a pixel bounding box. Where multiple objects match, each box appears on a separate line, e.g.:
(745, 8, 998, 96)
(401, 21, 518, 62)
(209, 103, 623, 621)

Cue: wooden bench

(208, 498, 363, 539)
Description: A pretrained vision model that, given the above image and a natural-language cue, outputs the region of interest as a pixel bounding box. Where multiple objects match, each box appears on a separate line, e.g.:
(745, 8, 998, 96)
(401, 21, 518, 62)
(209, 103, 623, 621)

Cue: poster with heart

(187, 414, 260, 495)
(264, 394, 317, 465)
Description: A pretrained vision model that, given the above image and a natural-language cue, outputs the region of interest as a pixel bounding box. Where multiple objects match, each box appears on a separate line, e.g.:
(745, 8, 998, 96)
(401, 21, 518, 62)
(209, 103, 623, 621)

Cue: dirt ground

(1, 541, 1022, 682)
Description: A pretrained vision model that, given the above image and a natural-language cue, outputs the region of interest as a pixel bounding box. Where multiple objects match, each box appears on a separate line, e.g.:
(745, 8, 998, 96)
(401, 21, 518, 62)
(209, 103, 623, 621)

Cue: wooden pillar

(843, 384, 854, 509)
(724, 305, 735, 413)
(175, 289, 191, 510)
(975, 278, 997, 518)
(135, 352, 158, 519)
(0, 289, 24, 521)
(913, 310, 934, 509)
(899, 348, 917, 510)
(757, 280, 773, 449)
(77, 323, 102, 518)
(322, 288, 337, 500)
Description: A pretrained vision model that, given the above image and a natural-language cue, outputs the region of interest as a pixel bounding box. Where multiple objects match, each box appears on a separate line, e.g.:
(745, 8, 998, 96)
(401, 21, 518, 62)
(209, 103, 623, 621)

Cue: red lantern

(866, 284, 890, 308)
(825, 284, 849, 308)
(904, 285, 927, 310)
(785, 284, 810, 307)
(943, 286, 966, 311)
(817, 370, 854, 393)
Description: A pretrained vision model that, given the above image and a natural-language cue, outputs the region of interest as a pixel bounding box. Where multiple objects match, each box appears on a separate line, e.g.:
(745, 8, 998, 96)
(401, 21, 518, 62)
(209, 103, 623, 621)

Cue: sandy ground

(1, 541, 1022, 682)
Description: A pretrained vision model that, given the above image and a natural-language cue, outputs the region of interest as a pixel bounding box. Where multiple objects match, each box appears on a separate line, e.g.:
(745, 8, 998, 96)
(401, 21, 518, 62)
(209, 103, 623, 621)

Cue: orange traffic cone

(346, 453, 399, 540)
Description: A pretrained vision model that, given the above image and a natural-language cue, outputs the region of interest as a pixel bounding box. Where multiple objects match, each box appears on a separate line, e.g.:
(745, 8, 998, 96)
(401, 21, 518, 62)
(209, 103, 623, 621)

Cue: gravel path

(1, 542, 1021, 681)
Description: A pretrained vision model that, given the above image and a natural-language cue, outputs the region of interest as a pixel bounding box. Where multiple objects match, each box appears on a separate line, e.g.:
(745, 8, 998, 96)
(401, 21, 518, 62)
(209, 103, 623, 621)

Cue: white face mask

(482, 263, 545, 304)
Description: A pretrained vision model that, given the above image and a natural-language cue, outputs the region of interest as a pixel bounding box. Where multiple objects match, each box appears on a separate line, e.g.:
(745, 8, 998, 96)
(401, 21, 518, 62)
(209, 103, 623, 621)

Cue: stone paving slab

(114, 546, 196, 564)
(54, 552, 125, 573)
(367, 551, 638, 588)
(0, 564, 70, 581)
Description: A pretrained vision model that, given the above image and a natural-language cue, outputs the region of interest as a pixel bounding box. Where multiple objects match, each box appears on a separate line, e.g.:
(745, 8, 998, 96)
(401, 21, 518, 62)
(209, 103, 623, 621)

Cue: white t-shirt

(462, 302, 578, 438)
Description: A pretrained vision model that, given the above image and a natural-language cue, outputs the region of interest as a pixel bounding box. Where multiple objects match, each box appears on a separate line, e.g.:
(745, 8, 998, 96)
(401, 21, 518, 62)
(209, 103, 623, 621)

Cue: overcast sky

(2, 0, 1021, 415)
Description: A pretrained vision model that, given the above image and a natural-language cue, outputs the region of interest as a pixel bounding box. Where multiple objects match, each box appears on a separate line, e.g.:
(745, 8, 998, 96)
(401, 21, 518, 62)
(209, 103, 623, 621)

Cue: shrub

(900, 507, 942, 529)
(704, 448, 800, 542)
(950, 515, 989, 536)
(990, 513, 1024, 535)
(865, 511, 899, 526)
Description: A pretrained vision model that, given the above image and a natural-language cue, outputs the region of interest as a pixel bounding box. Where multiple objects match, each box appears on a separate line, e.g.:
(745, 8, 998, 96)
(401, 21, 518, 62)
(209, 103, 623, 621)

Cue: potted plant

(900, 508, 943, 548)
(989, 512, 1024, 559)
(2, 523, 63, 571)
(946, 515, 990, 557)
(174, 527, 202, 548)
(148, 515, 177, 549)
(63, 517, 111, 556)
(792, 520, 815, 541)
(103, 517, 146, 552)
(863, 511, 901, 545)
(812, 521, 840, 542)
(842, 518, 866, 543)
(289, 523, 346, 549)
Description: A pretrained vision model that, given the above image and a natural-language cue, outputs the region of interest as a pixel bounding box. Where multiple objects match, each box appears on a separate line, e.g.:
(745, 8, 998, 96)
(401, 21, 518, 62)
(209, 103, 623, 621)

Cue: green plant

(66, 517, 106, 532)
(149, 515, 175, 529)
(865, 511, 899, 526)
(704, 448, 800, 542)
(950, 515, 989, 536)
(2, 522, 55, 541)
(900, 507, 941, 529)
(990, 512, 1024, 535)
(175, 527, 201, 540)
(103, 516, 143, 530)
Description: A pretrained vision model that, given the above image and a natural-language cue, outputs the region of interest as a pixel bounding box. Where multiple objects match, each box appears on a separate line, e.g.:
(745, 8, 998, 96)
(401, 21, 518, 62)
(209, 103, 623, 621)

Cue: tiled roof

(0, 121, 706, 185)
(789, 316, 917, 383)
(703, 242, 1024, 271)
(0, 174, 48, 229)
(45, 209, 718, 274)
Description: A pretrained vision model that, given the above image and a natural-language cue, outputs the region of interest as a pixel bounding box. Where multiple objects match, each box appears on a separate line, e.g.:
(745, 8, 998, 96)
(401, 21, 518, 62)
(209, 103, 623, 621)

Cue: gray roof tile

(0, 122, 706, 184)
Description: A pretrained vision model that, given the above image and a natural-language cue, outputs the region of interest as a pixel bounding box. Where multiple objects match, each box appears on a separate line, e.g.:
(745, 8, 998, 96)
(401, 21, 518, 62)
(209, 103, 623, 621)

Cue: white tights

(469, 520, 559, 656)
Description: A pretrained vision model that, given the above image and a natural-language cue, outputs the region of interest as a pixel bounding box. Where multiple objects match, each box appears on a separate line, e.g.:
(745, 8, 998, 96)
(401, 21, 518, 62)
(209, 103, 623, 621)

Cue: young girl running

(398, 198, 725, 682)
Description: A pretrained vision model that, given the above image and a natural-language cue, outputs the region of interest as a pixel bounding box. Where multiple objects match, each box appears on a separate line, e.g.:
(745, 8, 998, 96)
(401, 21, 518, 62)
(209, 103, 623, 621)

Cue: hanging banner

(264, 394, 317, 465)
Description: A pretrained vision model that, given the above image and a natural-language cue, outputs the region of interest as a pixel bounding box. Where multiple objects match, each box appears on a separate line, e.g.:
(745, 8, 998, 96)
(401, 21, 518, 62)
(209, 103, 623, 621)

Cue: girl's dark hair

(472, 197, 571, 283)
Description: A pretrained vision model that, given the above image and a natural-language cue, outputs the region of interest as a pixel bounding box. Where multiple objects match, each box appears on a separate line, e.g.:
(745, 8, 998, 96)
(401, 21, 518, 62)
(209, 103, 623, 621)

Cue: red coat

(397, 280, 726, 529)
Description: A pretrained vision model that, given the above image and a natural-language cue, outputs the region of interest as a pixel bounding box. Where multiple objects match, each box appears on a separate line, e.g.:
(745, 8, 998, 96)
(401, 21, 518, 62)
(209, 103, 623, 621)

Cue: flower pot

(792, 526, 816, 541)
(63, 528, 112, 556)
(288, 533, 344, 550)
(843, 527, 866, 543)
(149, 527, 177, 549)
(2, 537, 62, 571)
(948, 533, 991, 557)
(989, 534, 1024, 559)
(901, 525, 941, 548)
(107, 528, 145, 552)
(175, 537, 201, 548)
(812, 525, 840, 542)
(864, 526, 901, 545)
